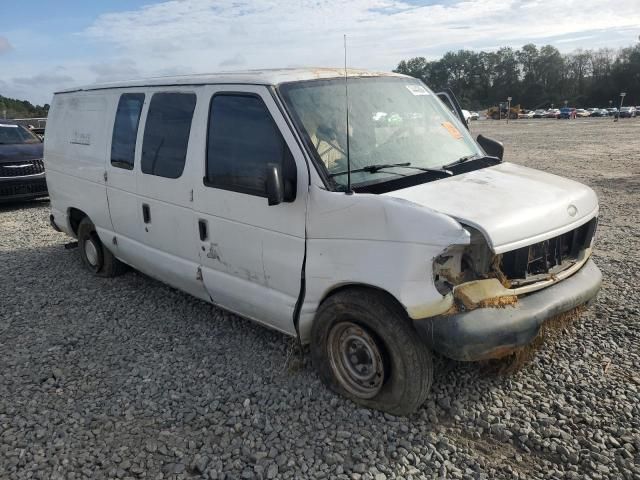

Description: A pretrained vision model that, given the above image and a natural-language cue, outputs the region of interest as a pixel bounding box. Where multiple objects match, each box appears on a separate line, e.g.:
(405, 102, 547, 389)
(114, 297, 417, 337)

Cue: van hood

(0, 143, 44, 164)
(384, 162, 598, 254)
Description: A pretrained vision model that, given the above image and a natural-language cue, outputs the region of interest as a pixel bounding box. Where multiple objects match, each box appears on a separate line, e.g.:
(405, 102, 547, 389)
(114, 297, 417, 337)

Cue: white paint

(55, 68, 405, 95)
(45, 69, 599, 346)
(385, 162, 599, 254)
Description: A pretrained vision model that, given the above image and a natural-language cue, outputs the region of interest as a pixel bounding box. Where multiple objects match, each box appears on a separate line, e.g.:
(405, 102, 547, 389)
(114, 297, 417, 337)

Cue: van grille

(0, 159, 45, 178)
(501, 218, 597, 281)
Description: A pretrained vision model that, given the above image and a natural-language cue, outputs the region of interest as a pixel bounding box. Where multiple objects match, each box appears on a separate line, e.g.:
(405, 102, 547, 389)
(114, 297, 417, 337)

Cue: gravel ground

(1, 118, 639, 480)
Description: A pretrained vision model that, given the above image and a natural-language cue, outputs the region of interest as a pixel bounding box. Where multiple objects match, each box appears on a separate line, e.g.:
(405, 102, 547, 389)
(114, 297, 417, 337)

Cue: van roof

(55, 67, 407, 94)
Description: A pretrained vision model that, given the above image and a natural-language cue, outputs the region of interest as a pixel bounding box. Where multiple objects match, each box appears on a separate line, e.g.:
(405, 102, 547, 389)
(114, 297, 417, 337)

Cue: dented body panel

(297, 184, 469, 342)
(384, 162, 599, 254)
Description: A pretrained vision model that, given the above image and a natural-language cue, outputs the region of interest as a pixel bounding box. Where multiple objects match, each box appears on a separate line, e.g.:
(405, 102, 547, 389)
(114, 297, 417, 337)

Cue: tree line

(394, 42, 640, 110)
(0, 95, 50, 119)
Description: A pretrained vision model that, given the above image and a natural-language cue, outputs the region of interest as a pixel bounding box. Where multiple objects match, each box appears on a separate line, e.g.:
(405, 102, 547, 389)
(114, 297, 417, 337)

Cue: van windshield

(279, 77, 481, 190)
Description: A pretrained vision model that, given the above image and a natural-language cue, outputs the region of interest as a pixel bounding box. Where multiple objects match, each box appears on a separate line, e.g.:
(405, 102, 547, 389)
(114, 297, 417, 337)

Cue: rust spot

(475, 295, 518, 309)
(489, 254, 511, 288)
(441, 303, 460, 316)
(480, 344, 521, 360)
(454, 279, 518, 310)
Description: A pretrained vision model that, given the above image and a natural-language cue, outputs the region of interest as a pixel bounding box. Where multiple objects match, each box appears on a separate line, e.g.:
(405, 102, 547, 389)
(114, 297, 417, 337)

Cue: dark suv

(0, 122, 47, 202)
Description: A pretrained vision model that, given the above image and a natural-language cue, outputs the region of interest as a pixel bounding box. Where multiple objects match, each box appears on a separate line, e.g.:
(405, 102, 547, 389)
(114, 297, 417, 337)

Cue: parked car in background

(618, 106, 636, 118)
(607, 108, 618, 117)
(589, 109, 607, 118)
(0, 122, 47, 202)
(532, 109, 547, 118)
(461, 109, 472, 124)
(44, 68, 602, 414)
(575, 109, 590, 117)
(546, 109, 560, 118)
(559, 107, 577, 119)
(469, 111, 479, 121)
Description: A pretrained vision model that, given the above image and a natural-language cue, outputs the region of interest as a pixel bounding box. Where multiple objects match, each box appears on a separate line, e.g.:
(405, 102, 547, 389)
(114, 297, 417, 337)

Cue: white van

(45, 69, 601, 414)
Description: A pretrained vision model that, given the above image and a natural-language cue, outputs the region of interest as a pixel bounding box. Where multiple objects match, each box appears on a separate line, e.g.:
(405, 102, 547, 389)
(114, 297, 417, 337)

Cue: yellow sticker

(442, 121, 463, 139)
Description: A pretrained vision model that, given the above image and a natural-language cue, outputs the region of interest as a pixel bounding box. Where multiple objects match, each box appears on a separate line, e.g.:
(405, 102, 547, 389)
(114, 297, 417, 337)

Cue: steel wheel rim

(327, 321, 385, 399)
(84, 238, 99, 267)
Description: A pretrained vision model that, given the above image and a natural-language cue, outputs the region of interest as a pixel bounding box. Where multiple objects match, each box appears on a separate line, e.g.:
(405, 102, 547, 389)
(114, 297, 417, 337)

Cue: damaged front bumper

(413, 259, 602, 361)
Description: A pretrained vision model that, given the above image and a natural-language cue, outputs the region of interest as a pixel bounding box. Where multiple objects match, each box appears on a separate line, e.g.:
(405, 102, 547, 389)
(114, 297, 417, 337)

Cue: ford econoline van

(45, 69, 601, 414)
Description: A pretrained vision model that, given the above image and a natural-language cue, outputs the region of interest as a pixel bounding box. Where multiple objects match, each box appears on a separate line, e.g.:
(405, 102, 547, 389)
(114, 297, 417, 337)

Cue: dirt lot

(1, 118, 639, 479)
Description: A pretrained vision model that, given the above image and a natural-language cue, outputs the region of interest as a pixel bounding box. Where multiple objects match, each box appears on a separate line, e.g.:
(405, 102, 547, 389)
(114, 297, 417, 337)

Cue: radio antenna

(343, 34, 353, 195)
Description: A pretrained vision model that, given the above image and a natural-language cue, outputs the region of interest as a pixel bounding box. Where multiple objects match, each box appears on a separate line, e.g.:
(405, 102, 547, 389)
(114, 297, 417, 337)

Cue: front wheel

(311, 288, 433, 415)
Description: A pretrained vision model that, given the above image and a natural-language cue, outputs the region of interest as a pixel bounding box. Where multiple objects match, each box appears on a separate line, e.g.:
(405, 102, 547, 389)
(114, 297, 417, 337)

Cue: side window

(141, 92, 196, 179)
(111, 93, 144, 169)
(206, 94, 294, 197)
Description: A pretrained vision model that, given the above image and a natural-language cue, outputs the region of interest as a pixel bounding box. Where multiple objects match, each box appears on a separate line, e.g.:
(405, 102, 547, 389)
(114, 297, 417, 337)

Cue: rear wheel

(311, 288, 433, 415)
(77, 217, 126, 277)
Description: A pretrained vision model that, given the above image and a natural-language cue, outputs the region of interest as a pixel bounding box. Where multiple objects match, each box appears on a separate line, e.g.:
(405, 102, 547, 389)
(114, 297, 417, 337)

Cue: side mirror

(266, 163, 284, 206)
(476, 134, 504, 160)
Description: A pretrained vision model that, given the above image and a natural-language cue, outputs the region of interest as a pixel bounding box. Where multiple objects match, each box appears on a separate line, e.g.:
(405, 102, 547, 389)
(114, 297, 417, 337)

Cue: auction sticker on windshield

(442, 121, 463, 139)
(406, 84, 429, 96)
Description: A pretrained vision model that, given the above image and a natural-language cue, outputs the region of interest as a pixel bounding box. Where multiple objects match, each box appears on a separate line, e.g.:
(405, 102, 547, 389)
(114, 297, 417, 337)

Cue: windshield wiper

(329, 162, 452, 178)
(442, 154, 482, 169)
(442, 153, 500, 169)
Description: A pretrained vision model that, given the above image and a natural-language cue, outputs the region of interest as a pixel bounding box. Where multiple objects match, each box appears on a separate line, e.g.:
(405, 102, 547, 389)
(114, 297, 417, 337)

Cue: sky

(1, 0, 639, 105)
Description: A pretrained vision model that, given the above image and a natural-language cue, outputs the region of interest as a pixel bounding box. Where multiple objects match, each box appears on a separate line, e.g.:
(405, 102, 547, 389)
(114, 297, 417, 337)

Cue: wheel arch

(321, 282, 409, 317)
(67, 207, 89, 237)
(300, 282, 412, 344)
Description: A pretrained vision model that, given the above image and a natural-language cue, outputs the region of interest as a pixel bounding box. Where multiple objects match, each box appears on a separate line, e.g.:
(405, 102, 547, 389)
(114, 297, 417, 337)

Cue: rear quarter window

(141, 92, 196, 179)
(111, 93, 145, 170)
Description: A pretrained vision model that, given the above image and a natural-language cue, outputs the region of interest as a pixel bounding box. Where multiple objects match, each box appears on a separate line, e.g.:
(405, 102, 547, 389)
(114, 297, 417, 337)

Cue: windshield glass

(0, 124, 41, 145)
(279, 77, 482, 190)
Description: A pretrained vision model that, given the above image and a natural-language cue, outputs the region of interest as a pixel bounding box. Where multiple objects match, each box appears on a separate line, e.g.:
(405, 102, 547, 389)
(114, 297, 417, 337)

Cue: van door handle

(198, 219, 208, 241)
(142, 203, 151, 224)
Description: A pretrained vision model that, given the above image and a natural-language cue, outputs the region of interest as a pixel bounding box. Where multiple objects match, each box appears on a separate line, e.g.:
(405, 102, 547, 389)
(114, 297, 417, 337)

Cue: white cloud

(4, 0, 640, 104)
(89, 59, 141, 82)
(79, 0, 640, 73)
(11, 71, 74, 87)
(219, 53, 247, 68)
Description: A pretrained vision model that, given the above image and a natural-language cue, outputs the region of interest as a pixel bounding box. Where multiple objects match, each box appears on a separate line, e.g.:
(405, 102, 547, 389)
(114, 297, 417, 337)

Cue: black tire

(77, 217, 126, 277)
(311, 288, 433, 415)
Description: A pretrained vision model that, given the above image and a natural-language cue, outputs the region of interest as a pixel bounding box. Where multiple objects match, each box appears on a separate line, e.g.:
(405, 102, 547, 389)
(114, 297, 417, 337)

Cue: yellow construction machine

(487, 103, 521, 120)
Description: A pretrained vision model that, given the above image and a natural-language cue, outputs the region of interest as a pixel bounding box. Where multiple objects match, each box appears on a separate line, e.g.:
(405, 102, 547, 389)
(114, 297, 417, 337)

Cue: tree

(0, 94, 50, 118)
(394, 41, 640, 109)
